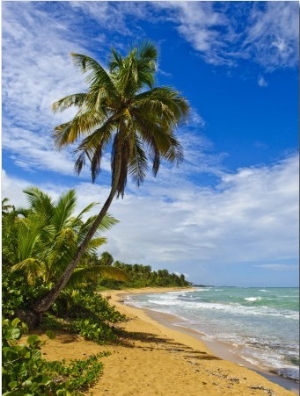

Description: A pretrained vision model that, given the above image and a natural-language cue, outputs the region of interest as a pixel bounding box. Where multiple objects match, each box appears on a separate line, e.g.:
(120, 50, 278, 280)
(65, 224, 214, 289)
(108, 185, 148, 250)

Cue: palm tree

(8, 187, 124, 289)
(99, 251, 114, 266)
(33, 41, 189, 316)
(2, 198, 15, 215)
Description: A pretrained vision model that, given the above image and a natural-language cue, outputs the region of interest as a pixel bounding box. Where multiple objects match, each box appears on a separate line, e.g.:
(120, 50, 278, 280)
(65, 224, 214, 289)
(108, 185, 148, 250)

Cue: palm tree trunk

(33, 185, 117, 314)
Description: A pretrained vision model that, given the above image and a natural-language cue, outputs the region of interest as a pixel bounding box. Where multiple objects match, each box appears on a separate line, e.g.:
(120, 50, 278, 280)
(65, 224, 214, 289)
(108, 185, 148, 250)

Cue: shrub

(43, 289, 127, 344)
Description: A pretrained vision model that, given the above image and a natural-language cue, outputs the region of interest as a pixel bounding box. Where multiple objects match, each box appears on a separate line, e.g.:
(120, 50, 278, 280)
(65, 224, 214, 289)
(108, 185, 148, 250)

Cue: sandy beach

(40, 287, 298, 396)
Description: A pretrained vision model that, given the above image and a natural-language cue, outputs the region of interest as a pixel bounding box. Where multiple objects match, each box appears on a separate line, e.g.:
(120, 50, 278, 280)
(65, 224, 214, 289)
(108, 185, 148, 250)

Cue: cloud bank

(3, 151, 298, 286)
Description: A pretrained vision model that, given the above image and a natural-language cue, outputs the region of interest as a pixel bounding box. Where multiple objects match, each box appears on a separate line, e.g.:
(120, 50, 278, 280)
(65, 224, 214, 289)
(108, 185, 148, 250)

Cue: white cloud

(155, 2, 231, 66)
(3, 153, 298, 284)
(258, 76, 268, 87)
(243, 2, 299, 70)
(111, 152, 298, 267)
(155, 2, 299, 70)
(2, 2, 117, 178)
(253, 264, 298, 271)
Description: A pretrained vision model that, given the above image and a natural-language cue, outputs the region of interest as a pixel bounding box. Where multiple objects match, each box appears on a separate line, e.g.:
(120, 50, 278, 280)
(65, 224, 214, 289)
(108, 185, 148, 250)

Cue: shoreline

(114, 287, 299, 394)
(40, 287, 298, 395)
(142, 306, 299, 393)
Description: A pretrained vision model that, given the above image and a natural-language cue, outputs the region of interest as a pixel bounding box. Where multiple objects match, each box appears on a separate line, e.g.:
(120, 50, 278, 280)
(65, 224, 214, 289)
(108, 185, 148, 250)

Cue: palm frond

(78, 213, 119, 240)
(60, 115, 116, 180)
(11, 258, 46, 286)
(66, 265, 128, 289)
(128, 135, 148, 186)
(53, 108, 104, 148)
(16, 216, 45, 261)
(135, 86, 189, 123)
(71, 53, 118, 99)
(52, 93, 88, 113)
(75, 202, 99, 222)
(85, 237, 107, 251)
(55, 227, 76, 248)
(137, 40, 158, 64)
(23, 187, 54, 218)
(53, 189, 77, 231)
(109, 48, 124, 72)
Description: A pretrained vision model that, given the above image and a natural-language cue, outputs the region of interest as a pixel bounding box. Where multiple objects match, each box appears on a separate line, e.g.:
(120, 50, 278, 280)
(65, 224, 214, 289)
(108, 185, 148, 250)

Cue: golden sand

(40, 287, 298, 396)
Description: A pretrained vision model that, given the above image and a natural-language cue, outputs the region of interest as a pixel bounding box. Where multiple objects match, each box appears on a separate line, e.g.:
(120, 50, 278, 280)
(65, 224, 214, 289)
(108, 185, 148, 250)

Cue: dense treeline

(97, 252, 190, 289)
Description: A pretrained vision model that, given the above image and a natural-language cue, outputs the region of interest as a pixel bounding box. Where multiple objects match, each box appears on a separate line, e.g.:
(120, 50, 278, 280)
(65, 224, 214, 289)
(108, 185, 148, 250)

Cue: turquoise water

(126, 287, 299, 382)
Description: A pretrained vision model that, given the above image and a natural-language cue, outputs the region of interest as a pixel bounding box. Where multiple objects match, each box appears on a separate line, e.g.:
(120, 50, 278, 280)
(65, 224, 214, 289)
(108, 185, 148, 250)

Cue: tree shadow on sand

(112, 328, 222, 361)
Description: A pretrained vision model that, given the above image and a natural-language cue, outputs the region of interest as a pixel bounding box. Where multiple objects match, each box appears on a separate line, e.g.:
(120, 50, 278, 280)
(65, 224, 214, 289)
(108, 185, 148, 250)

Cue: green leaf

(45, 330, 56, 339)
(26, 335, 41, 348)
(11, 318, 21, 327)
(22, 379, 32, 388)
(5, 328, 21, 340)
(8, 381, 18, 390)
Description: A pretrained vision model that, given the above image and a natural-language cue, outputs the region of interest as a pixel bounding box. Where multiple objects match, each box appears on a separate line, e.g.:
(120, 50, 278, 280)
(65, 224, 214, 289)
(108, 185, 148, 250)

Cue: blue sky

(2, 1, 299, 287)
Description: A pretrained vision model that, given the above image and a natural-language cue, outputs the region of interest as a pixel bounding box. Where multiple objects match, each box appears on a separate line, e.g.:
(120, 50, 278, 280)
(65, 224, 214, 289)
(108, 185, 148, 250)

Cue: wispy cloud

(154, 2, 299, 70)
(154, 1, 232, 66)
(242, 2, 299, 70)
(258, 76, 268, 87)
(253, 264, 298, 271)
(2, 2, 118, 178)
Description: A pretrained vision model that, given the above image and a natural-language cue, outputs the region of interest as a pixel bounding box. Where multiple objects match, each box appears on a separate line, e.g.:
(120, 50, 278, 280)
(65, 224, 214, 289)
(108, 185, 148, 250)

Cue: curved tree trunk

(32, 186, 117, 315)
(32, 149, 122, 318)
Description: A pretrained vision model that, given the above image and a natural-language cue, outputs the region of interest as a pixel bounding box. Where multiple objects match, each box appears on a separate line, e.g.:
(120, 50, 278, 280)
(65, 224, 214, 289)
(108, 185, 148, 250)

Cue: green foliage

(69, 318, 116, 344)
(3, 187, 118, 287)
(2, 188, 189, 354)
(2, 187, 125, 320)
(2, 318, 108, 396)
(71, 290, 126, 323)
(2, 189, 127, 344)
(99, 259, 191, 289)
(98, 251, 114, 266)
(2, 272, 49, 318)
(2, 274, 26, 318)
(44, 288, 126, 344)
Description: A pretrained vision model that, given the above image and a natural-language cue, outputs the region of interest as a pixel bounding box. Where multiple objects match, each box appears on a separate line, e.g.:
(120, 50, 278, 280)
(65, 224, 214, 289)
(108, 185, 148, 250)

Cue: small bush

(42, 289, 127, 344)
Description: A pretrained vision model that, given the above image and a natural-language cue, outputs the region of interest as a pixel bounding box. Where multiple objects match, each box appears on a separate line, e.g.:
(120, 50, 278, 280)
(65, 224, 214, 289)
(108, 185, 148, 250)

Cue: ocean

(125, 287, 299, 385)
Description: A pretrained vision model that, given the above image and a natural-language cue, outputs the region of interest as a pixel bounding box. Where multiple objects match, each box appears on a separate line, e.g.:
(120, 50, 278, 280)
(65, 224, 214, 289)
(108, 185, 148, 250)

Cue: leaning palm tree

(33, 41, 189, 316)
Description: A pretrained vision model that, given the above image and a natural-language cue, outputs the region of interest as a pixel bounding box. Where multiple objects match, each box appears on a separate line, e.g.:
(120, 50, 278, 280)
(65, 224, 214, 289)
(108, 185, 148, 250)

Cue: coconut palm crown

(53, 41, 189, 197)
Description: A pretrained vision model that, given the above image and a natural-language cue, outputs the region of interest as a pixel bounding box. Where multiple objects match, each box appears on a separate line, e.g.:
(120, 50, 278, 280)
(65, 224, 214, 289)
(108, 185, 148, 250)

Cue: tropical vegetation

(2, 188, 126, 330)
(98, 253, 190, 289)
